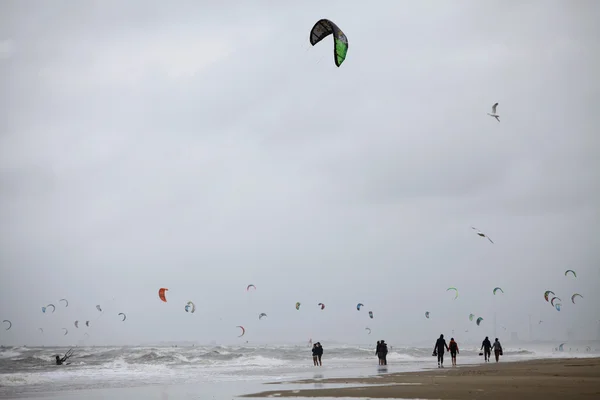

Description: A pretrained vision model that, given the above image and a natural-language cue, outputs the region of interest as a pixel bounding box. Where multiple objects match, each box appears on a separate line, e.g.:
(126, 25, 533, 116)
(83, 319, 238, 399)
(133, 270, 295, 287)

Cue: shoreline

(242, 357, 600, 399)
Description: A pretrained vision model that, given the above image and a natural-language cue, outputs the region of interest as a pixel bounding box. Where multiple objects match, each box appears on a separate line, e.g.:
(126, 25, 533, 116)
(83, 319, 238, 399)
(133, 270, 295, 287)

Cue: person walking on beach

(481, 336, 492, 362)
(375, 341, 382, 365)
(311, 343, 318, 366)
(433, 334, 449, 368)
(316, 342, 323, 366)
(449, 338, 459, 366)
(492, 338, 503, 363)
(379, 340, 388, 366)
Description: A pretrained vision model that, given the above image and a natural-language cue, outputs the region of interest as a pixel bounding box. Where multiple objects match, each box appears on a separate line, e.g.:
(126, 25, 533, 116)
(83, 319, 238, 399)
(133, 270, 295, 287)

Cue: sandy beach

(243, 357, 600, 399)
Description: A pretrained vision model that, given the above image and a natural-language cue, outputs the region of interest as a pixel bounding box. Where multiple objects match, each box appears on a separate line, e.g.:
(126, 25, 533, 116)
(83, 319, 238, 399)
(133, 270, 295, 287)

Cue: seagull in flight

(471, 227, 494, 243)
(487, 102, 500, 122)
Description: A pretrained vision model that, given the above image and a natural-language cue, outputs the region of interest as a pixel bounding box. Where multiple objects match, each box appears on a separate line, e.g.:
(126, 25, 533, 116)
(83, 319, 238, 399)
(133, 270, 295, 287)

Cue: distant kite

(158, 288, 168, 303)
(571, 294, 583, 304)
(447, 287, 459, 300)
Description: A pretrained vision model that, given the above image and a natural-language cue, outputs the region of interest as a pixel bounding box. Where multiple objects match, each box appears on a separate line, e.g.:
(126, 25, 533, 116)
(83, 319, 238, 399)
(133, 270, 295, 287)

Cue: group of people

(481, 336, 503, 363)
(433, 334, 503, 368)
(311, 342, 324, 366)
(375, 340, 388, 365)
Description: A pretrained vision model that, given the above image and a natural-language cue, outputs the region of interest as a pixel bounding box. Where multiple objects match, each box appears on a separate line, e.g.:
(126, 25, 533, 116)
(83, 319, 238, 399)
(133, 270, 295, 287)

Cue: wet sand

(243, 357, 600, 399)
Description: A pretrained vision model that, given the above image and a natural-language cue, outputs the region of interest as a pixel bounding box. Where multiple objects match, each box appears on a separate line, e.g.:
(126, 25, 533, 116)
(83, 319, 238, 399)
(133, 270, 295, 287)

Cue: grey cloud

(1, 0, 599, 346)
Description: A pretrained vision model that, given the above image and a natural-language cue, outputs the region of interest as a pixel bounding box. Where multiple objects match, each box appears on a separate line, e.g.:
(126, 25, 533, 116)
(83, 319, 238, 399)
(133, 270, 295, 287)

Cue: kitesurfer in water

(55, 349, 73, 365)
(311, 343, 318, 366)
(492, 338, 503, 363)
(481, 336, 492, 362)
(316, 342, 323, 366)
(433, 334, 449, 368)
(449, 338, 459, 366)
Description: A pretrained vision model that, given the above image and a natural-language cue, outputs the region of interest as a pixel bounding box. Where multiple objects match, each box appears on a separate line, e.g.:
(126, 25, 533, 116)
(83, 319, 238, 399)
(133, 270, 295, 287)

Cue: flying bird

(487, 102, 500, 122)
(471, 227, 494, 243)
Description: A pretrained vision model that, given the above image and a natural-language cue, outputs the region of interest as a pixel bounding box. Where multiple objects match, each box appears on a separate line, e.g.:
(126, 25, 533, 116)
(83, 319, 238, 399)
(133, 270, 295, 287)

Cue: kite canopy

(476, 317, 483, 326)
(356, 303, 364, 311)
(237, 325, 245, 337)
(565, 269, 576, 278)
(425, 311, 430, 319)
(96, 305, 102, 312)
(45, 304, 55, 313)
(365, 327, 371, 334)
(295, 302, 301, 310)
(571, 293, 583, 304)
(185, 301, 196, 313)
(158, 288, 168, 303)
(62, 328, 68, 336)
(368, 311, 374, 319)
(85, 321, 90, 327)
(309, 19, 348, 67)
(246, 284, 256, 291)
(2, 320, 11, 330)
(447, 287, 459, 300)
(469, 313, 475, 321)
(550, 297, 561, 307)
(559, 343, 565, 351)
(259, 313, 267, 320)
(39, 328, 44, 333)
(544, 290, 555, 302)
(555, 303, 562, 311)
(493, 287, 504, 295)
(60, 299, 69, 307)
(74, 321, 79, 328)
(318, 303, 325, 310)
(118, 313, 126, 321)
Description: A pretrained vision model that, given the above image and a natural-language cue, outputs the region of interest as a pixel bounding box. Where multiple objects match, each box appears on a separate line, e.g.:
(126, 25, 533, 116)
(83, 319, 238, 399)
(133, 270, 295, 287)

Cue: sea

(1, 344, 598, 399)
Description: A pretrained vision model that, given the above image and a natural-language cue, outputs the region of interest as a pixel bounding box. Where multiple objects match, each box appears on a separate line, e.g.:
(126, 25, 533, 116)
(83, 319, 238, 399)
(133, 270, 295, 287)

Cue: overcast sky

(1, 0, 599, 347)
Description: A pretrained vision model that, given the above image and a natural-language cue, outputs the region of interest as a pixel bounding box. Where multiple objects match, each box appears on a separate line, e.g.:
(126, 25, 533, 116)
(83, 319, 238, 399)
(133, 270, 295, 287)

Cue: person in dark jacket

(449, 338, 459, 366)
(481, 336, 492, 362)
(433, 334, 449, 368)
(379, 340, 388, 365)
(311, 344, 318, 366)
(316, 342, 323, 366)
(375, 341, 382, 365)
